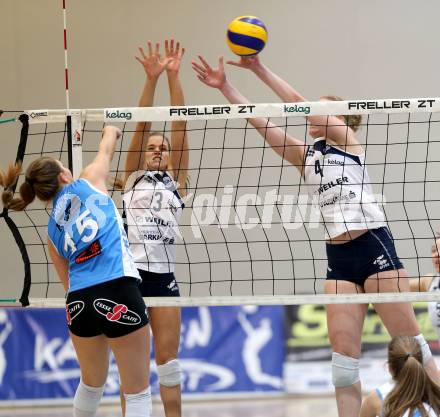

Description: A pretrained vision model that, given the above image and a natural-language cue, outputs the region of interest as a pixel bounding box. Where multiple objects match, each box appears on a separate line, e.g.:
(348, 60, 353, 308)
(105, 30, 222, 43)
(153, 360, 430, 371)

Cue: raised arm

(165, 40, 189, 196)
(409, 235, 439, 291)
(227, 56, 362, 153)
(228, 55, 306, 103)
(192, 56, 307, 175)
(125, 42, 171, 182)
(81, 126, 122, 193)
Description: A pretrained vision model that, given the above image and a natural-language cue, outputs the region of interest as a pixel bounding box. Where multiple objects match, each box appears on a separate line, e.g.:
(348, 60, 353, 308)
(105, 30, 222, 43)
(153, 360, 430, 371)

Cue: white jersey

(123, 171, 184, 273)
(376, 381, 437, 417)
(304, 138, 386, 239)
(428, 274, 440, 340)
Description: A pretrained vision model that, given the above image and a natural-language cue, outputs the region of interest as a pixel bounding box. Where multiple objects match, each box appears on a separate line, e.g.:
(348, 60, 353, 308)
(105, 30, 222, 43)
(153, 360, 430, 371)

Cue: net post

(67, 111, 83, 179)
(0, 114, 32, 307)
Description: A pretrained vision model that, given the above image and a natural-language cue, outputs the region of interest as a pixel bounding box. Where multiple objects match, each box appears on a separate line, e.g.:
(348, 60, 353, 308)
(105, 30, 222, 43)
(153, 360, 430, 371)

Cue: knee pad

(73, 379, 105, 417)
(157, 359, 182, 387)
(332, 352, 360, 388)
(124, 386, 152, 417)
(414, 334, 433, 365)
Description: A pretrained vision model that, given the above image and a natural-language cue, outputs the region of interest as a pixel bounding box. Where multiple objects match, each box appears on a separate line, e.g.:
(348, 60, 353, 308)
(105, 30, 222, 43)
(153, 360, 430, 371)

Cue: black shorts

(138, 269, 180, 297)
(326, 227, 404, 286)
(66, 277, 149, 338)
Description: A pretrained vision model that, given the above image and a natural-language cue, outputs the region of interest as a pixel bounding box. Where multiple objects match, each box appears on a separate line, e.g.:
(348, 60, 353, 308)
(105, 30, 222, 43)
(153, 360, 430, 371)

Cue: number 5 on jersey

(64, 209, 99, 253)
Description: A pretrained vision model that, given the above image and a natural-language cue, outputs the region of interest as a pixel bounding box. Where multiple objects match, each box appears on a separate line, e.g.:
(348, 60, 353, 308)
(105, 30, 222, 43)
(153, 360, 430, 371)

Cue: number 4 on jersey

(315, 160, 324, 177)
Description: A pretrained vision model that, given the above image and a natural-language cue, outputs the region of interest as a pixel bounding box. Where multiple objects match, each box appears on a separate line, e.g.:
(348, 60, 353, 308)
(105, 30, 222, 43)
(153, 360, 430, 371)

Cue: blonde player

(192, 54, 439, 417)
(360, 335, 440, 417)
(121, 40, 188, 417)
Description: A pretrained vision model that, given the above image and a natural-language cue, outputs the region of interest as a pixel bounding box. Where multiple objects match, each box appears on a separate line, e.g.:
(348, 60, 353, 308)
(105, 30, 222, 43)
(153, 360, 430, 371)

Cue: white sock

(73, 380, 104, 417)
(124, 386, 152, 417)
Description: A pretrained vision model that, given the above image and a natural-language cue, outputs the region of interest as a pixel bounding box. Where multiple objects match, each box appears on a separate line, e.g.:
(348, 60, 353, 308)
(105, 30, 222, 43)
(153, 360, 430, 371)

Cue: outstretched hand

(191, 56, 226, 89)
(135, 41, 171, 80)
(165, 39, 185, 74)
(226, 55, 262, 71)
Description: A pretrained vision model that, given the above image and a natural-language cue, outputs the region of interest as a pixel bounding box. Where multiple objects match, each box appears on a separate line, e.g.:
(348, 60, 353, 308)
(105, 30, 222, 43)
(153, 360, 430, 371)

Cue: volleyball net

(1, 98, 440, 307)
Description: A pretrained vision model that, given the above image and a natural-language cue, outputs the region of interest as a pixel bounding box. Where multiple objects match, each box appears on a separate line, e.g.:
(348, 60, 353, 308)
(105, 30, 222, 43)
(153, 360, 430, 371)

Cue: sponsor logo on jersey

(65, 301, 84, 325)
(317, 177, 349, 195)
(75, 240, 102, 264)
(373, 254, 390, 270)
(93, 299, 141, 325)
(105, 110, 132, 120)
(134, 216, 175, 227)
(319, 191, 357, 208)
(326, 159, 344, 166)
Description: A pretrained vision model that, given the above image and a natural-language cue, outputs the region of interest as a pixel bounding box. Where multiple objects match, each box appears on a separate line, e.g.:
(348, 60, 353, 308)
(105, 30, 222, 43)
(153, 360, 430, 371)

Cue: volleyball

(226, 16, 268, 56)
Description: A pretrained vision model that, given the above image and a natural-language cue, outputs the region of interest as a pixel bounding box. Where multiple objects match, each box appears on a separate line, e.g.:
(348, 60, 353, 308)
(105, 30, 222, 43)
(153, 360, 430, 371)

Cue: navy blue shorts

(138, 269, 180, 297)
(66, 277, 148, 338)
(326, 227, 404, 286)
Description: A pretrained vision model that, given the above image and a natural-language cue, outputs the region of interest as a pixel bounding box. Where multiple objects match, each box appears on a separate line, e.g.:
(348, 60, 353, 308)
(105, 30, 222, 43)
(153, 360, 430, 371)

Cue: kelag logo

(283, 104, 311, 115)
(105, 110, 132, 120)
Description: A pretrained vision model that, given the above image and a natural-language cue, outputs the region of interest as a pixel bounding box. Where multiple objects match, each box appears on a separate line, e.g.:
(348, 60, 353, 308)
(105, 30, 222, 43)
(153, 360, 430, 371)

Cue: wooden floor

(0, 396, 338, 417)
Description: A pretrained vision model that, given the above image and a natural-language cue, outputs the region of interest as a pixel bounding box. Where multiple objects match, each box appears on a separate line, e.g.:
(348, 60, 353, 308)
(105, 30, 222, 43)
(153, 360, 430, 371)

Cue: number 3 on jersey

(315, 159, 324, 177)
(64, 209, 99, 253)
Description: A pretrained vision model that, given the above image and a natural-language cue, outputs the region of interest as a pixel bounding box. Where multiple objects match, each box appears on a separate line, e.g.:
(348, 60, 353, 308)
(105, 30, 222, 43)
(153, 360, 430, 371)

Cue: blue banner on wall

(0, 305, 284, 402)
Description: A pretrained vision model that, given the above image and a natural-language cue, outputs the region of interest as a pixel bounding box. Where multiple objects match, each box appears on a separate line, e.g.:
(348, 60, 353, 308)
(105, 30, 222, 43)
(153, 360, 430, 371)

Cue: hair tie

(405, 353, 411, 361)
(25, 177, 35, 187)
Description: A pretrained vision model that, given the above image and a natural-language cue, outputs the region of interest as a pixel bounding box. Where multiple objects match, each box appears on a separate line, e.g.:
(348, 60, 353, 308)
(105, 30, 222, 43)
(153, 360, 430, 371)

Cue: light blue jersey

(48, 179, 140, 292)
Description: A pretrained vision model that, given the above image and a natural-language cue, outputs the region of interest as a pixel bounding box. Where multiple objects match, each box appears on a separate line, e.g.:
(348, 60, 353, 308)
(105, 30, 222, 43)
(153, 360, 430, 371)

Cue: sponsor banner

(0, 305, 284, 402)
(284, 302, 440, 394)
(25, 98, 440, 124)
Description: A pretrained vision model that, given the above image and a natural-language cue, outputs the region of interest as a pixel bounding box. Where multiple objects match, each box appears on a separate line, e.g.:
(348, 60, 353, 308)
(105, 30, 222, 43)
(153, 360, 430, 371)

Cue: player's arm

(410, 236, 440, 291)
(166, 40, 189, 196)
(410, 274, 434, 292)
(80, 126, 122, 193)
(360, 390, 382, 417)
(228, 55, 306, 103)
(192, 56, 307, 175)
(228, 55, 362, 153)
(125, 42, 171, 182)
(48, 238, 69, 291)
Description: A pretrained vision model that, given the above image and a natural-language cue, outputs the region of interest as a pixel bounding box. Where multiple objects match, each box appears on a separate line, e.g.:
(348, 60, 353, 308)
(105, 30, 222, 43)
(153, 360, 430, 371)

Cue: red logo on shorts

(106, 304, 128, 321)
(93, 298, 142, 325)
(66, 305, 72, 325)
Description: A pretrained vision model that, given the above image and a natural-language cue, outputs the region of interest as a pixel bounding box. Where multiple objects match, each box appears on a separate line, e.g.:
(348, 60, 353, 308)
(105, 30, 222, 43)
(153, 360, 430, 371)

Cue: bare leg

(325, 280, 368, 417)
(70, 333, 109, 417)
(111, 325, 150, 417)
(150, 306, 182, 417)
(70, 333, 110, 387)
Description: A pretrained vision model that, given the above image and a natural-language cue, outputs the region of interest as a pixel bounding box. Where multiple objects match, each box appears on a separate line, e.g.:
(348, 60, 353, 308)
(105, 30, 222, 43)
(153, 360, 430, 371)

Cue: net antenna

(62, 0, 82, 178)
(2, 98, 440, 307)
